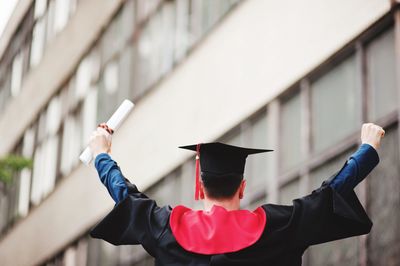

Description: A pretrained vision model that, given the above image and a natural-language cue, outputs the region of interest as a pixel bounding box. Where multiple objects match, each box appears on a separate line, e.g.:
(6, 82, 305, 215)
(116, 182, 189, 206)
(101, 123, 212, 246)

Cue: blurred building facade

(0, 0, 399, 265)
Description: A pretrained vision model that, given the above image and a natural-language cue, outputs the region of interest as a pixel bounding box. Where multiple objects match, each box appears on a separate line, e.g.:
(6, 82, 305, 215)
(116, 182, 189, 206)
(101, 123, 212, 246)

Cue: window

(17, 127, 36, 217)
(97, 61, 119, 122)
(45, 0, 55, 44)
(280, 91, 302, 172)
(120, 0, 135, 44)
(311, 55, 361, 153)
(31, 107, 60, 205)
(160, 2, 176, 76)
(30, 17, 46, 67)
(81, 88, 98, 149)
(100, 11, 123, 64)
(34, 0, 47, 19)
(46, 95, 62, 136)
(0, 191, 9, 233)
(54, 0, 71, 34)
(180, 160, 196, 207)
(31, 143, 44, 205)
(60, 113, 81, 176)
(278, 178, 301, 205)
(220, 127, 242, 146)
(118, 47, 133, 103)
(0, 70, 11, 113)
(367, 127, 400, 265)
(308, 238, 359, 266)
(366, 28, 398, 120)
(242, 112, 269, 195)
(11, 52, 24, 97)
(174, 0, 190, 62)
(146, 169, 182, 207)
(75, 55, 93, 101)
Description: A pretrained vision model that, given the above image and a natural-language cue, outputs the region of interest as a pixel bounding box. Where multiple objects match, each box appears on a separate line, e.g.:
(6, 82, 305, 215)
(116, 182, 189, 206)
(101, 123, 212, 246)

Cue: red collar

(170, 205, 267, 255)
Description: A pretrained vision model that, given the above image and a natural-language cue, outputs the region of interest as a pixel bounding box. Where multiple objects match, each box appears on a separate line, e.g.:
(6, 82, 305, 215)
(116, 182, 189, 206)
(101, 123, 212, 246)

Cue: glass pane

(146, 169, 182, 207)
(54, 0, 71, 34)
(0, 192, 9, 233)
(22, 127, 36, 158)
(98, 241, 119, 266)
(121, 0, 135, 44)
(0, 70, 11, 113)
(279, 179, 301, 205)
(34, 0, 47, 19)
(180, 160, 197, 208)
(135, 22, 153, 95)
(311, 55, 361, 153)
(60, 113, 81, 176)
(46, 95, 62, 136)
(11, 52, 23, 97)
(280, 91, 302, 171)
(30, 18, 46, 67)
(220, 127, 242, 146)
(367, 28, 398, 120)
(367, 127, 400, 265)
(63, 246, 77, 266)
(17, 169, 31, 217)
(308, 237, 359, 266)
(46, 0, 55, 44)
(82, 87, 98, 150)
(189, 0, 203, 45)
(37, 111, 47, 143)
(100, 11, 123, 64)
(118, 47, 133, 103)
(243, 112, 269, 194)
(43, 135, 59, 197)
(31, 143, 44, 205)
(160, 2, 175, 76)
(75, 55, 93, 101)
(75, 235, 88, 266)
(97, 61, 119, 122)
(174, 0, 190, 62)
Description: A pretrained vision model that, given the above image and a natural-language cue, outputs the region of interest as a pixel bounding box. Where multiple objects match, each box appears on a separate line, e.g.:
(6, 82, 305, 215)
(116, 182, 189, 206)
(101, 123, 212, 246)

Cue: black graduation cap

(179, 142, 273, 200)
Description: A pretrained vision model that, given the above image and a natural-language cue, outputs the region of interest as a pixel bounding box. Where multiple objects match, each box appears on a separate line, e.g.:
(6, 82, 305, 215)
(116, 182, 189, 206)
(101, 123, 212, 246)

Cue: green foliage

(0, 155, 33, 185)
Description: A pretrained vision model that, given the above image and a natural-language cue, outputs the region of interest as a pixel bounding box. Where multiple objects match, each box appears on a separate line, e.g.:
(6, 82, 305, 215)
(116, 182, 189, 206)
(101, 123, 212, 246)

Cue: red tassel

(195, 144, 201, 200)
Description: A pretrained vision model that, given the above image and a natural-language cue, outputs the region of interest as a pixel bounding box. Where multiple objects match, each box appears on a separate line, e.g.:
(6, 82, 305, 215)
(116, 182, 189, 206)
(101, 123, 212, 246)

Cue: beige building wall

(0, 0, 392, 265)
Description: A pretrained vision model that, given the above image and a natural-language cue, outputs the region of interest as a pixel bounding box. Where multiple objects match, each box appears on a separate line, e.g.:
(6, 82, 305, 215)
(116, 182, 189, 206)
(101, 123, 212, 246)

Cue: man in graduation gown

(89, 122, 385, 265)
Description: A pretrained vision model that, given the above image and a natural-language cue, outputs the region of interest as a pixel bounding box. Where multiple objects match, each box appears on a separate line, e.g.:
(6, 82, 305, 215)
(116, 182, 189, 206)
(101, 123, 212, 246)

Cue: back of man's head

(201, 173, 243, 199)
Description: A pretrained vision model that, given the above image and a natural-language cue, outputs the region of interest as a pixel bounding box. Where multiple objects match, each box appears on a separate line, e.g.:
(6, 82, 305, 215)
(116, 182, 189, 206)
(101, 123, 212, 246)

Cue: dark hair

(201, 173, 243, 199)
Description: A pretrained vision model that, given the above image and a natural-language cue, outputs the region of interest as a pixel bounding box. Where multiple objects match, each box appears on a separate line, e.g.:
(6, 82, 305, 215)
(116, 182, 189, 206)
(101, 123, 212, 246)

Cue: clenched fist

(361, 123, 385, 150)
(89, 123, 113, 158)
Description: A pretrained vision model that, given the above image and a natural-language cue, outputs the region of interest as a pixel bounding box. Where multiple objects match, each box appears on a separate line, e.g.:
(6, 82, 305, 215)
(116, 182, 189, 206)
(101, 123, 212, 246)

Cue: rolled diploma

(79, 99, 135, 165)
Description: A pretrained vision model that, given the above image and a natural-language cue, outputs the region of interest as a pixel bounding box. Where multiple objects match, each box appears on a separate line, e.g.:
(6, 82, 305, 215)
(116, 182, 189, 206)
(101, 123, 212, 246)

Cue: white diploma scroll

(79, 99, 135, 165)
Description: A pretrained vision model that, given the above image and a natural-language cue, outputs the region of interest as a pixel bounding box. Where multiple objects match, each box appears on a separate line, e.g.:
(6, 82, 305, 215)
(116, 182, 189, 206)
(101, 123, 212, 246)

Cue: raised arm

(88, 124, 170, 250)
(328, 123, 385, 196)
(266, 123, 386, 249)
(89, 123, 128, 203)
(94, 153, 129, 203)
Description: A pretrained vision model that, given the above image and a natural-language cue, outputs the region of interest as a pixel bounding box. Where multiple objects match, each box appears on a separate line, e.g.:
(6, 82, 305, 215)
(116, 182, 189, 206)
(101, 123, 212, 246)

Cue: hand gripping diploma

(79, 100, 134, 165)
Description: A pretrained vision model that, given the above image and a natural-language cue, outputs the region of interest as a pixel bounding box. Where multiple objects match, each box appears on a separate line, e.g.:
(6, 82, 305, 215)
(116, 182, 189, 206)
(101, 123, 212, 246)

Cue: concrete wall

(0, 0, 391, 265)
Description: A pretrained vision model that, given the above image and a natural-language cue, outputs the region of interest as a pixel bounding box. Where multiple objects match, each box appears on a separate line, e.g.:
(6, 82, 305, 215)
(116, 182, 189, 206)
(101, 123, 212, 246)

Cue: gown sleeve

(89, 154, 171, 256)
(94, 153, 129, 203)
(272, 144, 380, 249)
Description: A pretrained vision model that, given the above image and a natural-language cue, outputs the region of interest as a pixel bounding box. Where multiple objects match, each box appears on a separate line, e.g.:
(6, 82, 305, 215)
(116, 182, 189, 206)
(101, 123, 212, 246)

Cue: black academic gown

(90, 171, 372, 266)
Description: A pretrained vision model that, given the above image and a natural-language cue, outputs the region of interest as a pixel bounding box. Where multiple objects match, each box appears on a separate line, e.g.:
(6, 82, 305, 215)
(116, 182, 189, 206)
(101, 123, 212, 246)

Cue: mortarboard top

(179, 142, 273, 200)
